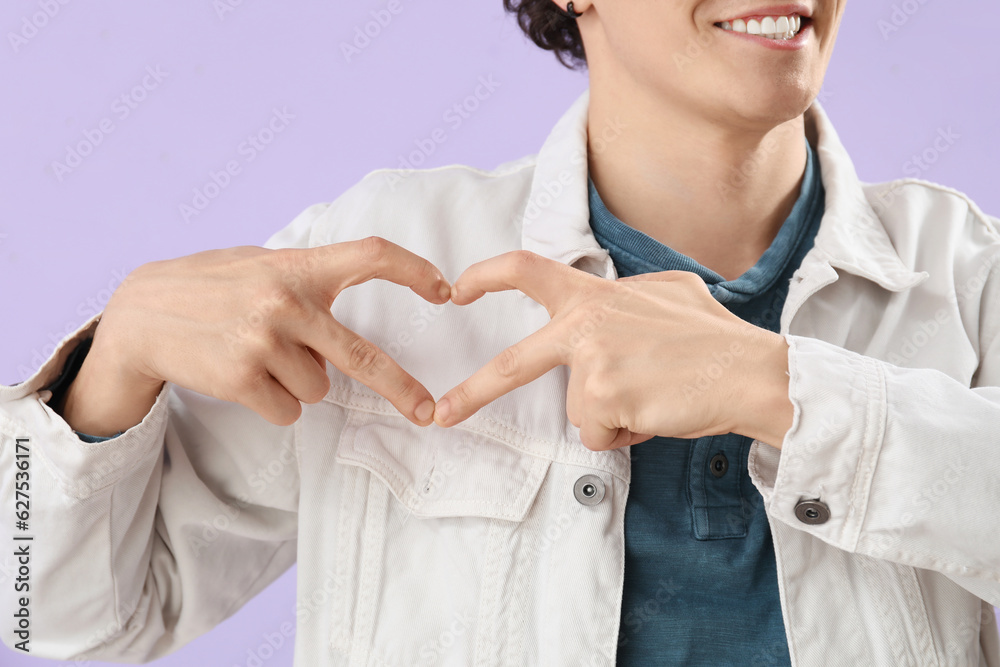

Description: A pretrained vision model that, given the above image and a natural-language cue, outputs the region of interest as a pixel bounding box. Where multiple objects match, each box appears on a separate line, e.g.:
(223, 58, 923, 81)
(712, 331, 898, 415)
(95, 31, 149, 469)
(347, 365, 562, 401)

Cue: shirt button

(709, 452, 728, 478)
(573, 475, 606, 506)
(794, 499, 831, 525)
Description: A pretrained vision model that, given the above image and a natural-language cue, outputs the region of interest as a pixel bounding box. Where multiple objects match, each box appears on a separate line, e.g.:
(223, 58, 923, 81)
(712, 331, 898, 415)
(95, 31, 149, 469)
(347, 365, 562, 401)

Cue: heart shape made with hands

(415, 250, 791, 452)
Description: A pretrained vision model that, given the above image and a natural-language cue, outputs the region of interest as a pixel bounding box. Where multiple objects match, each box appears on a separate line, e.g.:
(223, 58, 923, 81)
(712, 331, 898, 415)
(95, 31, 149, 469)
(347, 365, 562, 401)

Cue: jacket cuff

(0, 313, 170, 499)
(748, 333, 886, 552)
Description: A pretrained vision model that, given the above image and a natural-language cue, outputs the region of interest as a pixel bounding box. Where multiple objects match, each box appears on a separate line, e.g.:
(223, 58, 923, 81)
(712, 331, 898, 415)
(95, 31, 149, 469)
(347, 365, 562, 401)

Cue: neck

(587, 79, 808, 282)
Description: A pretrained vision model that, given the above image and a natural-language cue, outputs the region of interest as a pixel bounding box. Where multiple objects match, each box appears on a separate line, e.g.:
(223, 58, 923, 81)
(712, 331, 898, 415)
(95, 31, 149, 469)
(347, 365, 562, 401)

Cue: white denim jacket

(2, 90, 1000, 666)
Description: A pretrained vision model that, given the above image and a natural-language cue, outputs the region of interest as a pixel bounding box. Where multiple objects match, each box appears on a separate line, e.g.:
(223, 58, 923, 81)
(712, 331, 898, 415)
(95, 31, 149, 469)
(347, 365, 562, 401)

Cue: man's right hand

(58, 237, 451, 435)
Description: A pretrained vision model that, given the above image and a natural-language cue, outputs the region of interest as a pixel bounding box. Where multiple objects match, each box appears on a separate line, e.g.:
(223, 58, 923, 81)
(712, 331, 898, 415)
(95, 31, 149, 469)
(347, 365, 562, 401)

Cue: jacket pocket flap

(335, 410, 550, 521)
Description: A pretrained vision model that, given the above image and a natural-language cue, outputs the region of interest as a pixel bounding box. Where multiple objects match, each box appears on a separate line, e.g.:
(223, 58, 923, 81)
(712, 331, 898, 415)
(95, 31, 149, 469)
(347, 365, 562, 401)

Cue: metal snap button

(794, 499, 830, 525)
(573, 474, 605, 506)
(709, 452, 728, 478)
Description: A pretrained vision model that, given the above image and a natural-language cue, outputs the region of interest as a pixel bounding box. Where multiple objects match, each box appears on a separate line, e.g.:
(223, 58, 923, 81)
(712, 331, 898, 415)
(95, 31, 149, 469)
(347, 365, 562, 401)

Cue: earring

(560, 1, 583, 18)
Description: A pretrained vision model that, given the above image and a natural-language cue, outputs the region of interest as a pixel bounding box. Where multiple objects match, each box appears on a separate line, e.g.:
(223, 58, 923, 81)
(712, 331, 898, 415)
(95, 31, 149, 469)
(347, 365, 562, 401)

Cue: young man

(2, 1, 998, 664)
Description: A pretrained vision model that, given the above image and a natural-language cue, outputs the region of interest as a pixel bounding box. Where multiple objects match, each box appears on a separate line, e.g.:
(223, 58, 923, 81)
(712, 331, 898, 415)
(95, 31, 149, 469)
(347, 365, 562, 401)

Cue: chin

(712, 81, 818, 131)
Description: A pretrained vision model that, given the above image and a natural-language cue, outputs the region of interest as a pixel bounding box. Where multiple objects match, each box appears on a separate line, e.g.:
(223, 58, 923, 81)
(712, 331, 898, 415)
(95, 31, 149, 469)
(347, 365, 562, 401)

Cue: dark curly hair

(503, 0, 587, 70)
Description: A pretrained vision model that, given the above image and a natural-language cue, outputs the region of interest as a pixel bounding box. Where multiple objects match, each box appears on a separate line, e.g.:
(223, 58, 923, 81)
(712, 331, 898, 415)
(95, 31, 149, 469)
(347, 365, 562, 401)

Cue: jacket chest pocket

(328, 408, 551, 667)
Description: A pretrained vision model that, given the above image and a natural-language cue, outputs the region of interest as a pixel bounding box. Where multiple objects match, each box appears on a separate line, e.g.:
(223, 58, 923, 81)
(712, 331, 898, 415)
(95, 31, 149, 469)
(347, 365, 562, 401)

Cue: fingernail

(415, 399, 435, 423)
(437, 281, 451, 302)
(434, 398, 451, 425)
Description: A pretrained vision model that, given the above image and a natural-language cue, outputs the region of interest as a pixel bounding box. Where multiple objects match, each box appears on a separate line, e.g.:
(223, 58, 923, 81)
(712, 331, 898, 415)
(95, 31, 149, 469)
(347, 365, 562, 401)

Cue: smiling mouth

(714, 14, 811, 40)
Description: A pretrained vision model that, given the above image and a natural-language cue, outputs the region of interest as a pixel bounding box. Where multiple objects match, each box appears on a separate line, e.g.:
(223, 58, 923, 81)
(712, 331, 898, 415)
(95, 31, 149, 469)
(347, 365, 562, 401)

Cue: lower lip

(715, 21, 812, 51)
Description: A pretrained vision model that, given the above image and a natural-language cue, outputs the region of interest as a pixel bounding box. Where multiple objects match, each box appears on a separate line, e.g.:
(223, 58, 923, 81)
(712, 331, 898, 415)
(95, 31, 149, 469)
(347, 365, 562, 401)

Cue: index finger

(434, 323, 566, 427)
(450, 250, 592, 316)
(300, 237, 452, 304)
(300, 315, 437, 426)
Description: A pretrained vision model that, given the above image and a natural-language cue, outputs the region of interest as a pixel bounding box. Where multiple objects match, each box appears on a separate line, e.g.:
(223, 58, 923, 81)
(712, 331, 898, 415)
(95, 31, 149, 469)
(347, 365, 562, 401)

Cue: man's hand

(64, 237, 452, 436)
(433, 251, 794, 450)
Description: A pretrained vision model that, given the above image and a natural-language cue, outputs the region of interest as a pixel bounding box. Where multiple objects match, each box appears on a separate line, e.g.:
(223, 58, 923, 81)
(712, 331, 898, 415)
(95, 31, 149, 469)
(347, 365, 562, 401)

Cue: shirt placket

(688, 433, 752, 539)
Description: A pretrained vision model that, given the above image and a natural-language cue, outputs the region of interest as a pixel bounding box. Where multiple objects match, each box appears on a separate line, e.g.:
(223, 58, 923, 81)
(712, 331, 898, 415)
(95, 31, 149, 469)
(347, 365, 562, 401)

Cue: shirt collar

(520, 89, 929, 292)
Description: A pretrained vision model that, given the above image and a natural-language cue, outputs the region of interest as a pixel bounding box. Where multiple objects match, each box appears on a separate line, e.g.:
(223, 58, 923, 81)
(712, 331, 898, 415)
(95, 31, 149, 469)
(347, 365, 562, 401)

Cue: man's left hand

(433, 251, 794, 451)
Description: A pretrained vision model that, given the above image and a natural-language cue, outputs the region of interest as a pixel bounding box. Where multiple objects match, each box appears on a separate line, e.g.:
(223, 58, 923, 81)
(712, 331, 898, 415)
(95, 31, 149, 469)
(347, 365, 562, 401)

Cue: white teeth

(718, 14, 803, 40)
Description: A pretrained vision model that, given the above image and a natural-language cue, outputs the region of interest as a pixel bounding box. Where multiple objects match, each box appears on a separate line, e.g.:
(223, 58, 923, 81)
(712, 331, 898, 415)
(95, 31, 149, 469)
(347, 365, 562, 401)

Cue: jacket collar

(521, 89, 928, 292)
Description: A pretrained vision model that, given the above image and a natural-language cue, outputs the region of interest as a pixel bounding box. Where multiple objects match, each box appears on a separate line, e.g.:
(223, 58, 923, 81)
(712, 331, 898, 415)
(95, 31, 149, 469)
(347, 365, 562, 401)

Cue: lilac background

(1, 1, 998, 665)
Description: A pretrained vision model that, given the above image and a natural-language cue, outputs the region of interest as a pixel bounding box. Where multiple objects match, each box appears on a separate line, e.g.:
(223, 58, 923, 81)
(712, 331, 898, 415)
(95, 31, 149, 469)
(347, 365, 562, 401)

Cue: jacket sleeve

(748, 245, 1000, 608)
(0, 202, 330, 661)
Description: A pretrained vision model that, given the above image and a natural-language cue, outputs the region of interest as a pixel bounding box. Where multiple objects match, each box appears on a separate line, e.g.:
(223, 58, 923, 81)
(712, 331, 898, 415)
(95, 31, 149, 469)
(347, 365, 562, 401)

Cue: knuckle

(452, 382, 476, 409)
(584, 375, 614, 403)
(358, 235, 390, 263)
(494, 347, 520, 380)
(244, 322, 281, 353)
(268, 253, 309, 293)
(414, 258, 438, 284)
(234, 361, 269, 394)
(391, 373, 420, 403)
(267, 247, 297, 272)
(259, 282, 300, 312)
(237, 304, 289, 343)
(346, 337, 381, 375)
(510, 250, 541, 277)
